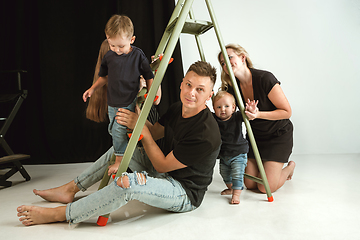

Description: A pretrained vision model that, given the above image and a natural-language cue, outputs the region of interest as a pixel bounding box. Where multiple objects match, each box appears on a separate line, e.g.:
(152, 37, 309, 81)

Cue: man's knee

(135, 172, 146, 185)
(116, 172, 147, 188)
(117, 175, 130, 188)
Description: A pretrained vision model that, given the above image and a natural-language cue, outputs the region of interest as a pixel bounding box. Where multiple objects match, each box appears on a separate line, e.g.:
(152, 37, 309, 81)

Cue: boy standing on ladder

(83, 15, 154, 177)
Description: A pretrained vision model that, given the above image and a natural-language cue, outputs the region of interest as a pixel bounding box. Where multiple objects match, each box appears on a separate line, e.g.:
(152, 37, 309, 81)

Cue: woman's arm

(245, 84, 292, 120)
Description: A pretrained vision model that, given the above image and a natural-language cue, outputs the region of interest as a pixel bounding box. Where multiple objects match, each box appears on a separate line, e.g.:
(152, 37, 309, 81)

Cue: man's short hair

(187, 61, 217, 87)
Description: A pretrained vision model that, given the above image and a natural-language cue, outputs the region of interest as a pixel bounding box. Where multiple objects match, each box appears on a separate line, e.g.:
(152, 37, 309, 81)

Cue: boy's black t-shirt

(99, 46, 154, 108)
(158, 102, 221, 207)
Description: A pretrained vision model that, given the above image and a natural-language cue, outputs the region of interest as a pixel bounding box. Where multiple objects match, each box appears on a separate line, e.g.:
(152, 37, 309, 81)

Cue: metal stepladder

(96, 0, 272, 226)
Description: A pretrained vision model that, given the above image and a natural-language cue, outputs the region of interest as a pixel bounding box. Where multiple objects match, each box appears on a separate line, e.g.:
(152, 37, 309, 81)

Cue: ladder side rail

(96, 155, 115, 221)
(153, 0, 186, 58)
(204, 0, 273, 200)
(189, 9, 206, 61)
(169, 0, 187, 27)
(97, 154, 116, 190)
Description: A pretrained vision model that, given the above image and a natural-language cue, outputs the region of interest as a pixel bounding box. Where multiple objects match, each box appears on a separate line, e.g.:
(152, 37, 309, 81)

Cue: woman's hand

(245, 99, 259, 120)
(245, 84, 292, 121)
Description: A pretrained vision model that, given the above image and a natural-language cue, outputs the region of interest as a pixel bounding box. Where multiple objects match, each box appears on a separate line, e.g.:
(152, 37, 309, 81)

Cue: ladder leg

(97, 153, 115, 191)
(153, 0, 186, 58)
(189, 9, 206, 61)
(205, 0, 273, 202)
(96, 154, 115, 226)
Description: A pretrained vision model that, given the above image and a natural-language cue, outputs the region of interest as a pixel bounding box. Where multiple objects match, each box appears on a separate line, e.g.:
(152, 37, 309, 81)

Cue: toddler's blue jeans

(219, 153, 247, 190)
(107, 97, 136, 156)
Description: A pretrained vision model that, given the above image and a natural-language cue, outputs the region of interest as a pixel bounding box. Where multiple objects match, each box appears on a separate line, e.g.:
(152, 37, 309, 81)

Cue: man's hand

(115, 108, 138, 129)
(108, 163, 120, 176)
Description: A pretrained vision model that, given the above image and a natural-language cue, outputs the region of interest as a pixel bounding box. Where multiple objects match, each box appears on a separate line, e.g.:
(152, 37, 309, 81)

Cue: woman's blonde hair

(85, 39, 110, 122)
(217, 43, 253, 91)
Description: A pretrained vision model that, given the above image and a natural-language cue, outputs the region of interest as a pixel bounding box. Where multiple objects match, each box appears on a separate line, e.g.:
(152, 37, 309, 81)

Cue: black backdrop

(0, 0, 184, 164)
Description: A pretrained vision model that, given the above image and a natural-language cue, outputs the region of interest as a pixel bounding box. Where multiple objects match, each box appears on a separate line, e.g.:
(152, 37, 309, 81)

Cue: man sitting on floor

(17, 61, 221, 226)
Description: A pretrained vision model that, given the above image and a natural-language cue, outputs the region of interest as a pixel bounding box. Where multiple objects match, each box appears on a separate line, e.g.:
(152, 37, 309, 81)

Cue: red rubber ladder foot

(155, 55, 174, 72)
(144, 94, 159, 103)
(127, 133, 143, 141)
(97, 216, 109, 226)
(268, 195, 274, 202)
(159, 55, 174, 64)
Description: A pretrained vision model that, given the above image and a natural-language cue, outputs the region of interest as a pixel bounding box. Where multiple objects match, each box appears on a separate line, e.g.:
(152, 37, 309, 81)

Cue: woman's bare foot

(221, 188, 233, 195)
(286, 161, 296, 180)
(33, 181, 79, 204)
(17, 205, 67, 226)
(231, 189, 242, 204)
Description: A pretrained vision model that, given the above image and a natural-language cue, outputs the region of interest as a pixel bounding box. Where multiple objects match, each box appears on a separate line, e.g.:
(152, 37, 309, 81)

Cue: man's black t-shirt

(158, 102, 221, 207)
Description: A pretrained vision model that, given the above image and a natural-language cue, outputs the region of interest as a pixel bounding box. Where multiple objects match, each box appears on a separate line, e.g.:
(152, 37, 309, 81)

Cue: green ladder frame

(96, 0, 273, 226)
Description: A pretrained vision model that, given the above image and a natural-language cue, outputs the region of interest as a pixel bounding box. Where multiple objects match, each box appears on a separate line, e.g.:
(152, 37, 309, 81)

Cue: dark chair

(0, 70, 31, 187)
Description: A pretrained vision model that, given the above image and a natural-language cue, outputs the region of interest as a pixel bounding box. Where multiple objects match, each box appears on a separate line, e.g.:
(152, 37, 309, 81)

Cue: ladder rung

(166, 18, 213, 35)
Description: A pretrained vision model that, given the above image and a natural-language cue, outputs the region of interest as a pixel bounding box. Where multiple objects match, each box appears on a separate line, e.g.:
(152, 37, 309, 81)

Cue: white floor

(1, 154, 360, 240)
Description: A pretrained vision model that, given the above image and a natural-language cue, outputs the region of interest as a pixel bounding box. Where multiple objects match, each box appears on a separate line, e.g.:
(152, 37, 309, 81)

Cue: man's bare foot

(17, 205, 67, 226)
(286, 161, 296, 180)
(33, 181, 79, 204)
(221, 188, 232, 195)
(231, 189, 242, 204)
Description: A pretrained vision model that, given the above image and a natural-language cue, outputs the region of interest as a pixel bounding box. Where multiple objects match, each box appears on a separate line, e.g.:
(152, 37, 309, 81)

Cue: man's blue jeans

(66, 147, 196, 225)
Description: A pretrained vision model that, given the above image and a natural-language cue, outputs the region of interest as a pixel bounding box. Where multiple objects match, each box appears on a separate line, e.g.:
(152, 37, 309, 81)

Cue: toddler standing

(212, 91, 248, 204)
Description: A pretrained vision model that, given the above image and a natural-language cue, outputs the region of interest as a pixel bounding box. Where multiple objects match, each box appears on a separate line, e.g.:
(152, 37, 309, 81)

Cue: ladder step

(166, 18, 213, 35)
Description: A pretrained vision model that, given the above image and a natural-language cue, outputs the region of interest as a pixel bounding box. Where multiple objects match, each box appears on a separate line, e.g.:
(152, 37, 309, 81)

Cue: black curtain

(0, 0, 184, 164)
